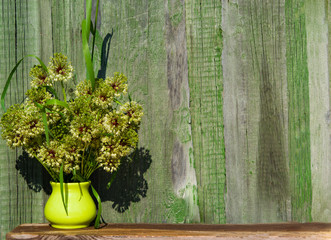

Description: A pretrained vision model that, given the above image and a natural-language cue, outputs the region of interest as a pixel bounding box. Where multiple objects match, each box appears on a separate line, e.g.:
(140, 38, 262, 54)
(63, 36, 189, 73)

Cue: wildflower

(26, 87, 52, 105)
(0, 104, 44, 148)
(102, 110, 128, 136)
(0, 53, 143, 179)
(120, 101, 143, 127)
(29, 65, 51, 88)
(105, 72, 128, 97)
(75, 79, 93, 96)
(92, 80, 116, 109)
(70, 111, 101, 144)
(48, 53, 74, 82)
(97, 136, 130, 172)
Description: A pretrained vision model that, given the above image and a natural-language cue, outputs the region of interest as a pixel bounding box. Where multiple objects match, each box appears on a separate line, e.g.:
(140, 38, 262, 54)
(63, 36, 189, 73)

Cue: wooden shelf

(6, 223, 331, 239)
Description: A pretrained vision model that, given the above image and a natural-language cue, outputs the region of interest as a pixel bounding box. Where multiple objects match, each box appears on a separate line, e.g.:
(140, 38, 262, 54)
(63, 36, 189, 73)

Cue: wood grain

(285, 0, 312, 222)
(305, 0, 331, 222)
(186, 0, 226, 224)
(7, 223, 331, 240)
(223, 0, 289, 223)
(0, 1, 46, 239)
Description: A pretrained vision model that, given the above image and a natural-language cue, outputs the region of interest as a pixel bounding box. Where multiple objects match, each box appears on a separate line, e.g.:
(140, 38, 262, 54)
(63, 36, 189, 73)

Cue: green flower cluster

(0, 53, 143, 181)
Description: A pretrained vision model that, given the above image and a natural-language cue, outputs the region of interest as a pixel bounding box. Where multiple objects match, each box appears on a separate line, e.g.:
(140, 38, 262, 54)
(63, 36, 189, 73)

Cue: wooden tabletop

(6, 223, 331, 240)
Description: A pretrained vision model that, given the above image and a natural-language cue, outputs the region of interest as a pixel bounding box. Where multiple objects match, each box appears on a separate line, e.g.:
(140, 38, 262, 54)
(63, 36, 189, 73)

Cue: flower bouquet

(1, 53, 143, 180)
(0, 0, 143, 229)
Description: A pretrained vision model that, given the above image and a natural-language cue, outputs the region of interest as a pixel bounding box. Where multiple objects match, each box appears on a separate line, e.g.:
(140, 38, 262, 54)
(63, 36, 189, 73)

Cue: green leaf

(113, 98, 122, 105)
(34, 101, 55, 143)
(106, 171, 118, 189)
(61, 82, 67, 103)
(91, 0, 100, 61)
(41, 110, 50, 145)
(45, 86, 59, 99)
(82, 19, 95, 91)
(1, 55, 47, 112)
(45, 99, 69, 109)
(72, 169, 86, 182)
(85, 0, 92, 41)
(60, 163, 69, 216)
(91, 185, 102, 228)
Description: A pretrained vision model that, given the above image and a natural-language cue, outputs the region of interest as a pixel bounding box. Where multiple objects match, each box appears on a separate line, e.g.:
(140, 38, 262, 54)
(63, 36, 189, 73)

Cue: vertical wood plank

(0, 1, 45, 239)
(305, 0, 331, 222)
(253, 0, 289, 223)
(164, 0, 200, 222)
(222, 0, 254, 223)
(223, 0, 289, 223)
(185, 0, 226, 224)
(285, 0, 312, 222)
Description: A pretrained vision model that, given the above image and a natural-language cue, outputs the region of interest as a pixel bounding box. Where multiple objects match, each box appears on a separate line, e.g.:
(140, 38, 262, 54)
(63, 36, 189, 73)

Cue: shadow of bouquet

(91, 147, 152, 213)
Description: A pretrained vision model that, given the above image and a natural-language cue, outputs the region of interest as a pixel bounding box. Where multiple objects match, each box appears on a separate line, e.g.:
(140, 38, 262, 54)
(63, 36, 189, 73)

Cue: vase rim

(50, 181, 91, 186)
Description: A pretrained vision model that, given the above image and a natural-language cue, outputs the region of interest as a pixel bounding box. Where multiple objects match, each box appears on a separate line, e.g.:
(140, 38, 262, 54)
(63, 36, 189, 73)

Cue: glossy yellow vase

(44, 182, 96, 229)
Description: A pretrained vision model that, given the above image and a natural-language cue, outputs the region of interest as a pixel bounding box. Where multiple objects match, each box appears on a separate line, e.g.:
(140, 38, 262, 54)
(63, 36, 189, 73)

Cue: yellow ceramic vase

(44, 182, 96, 229)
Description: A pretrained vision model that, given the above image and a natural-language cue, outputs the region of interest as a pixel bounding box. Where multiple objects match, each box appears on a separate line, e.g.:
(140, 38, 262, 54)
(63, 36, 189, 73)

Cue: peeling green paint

(167, 0, 184, 28)
(185, 0, 225, 224)
(164, 193, 187, 223)
(285, 0, 312, 222)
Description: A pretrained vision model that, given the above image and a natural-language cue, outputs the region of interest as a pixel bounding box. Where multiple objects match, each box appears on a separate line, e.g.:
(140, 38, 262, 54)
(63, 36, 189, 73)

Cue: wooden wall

(1, 0, 331, 238)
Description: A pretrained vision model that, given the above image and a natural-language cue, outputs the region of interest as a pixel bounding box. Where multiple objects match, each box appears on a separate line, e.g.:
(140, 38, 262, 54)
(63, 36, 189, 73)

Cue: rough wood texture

(0, 1, 45, 239)
(186, 0, 226, 224)
(285, 0, 312, 222)
(1, 0, 331, 239)
(305, 0, 331, 222)
(7, 223, 331, 240)
(223, 0, 289, 223)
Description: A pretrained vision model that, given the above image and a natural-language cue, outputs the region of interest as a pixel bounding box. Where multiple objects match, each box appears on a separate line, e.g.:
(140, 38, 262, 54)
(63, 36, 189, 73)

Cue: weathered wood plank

(0, 1, 45, 239)
(305, 0, 331, 222)
(185, 0, 225, 224)
(285, 0, 312, 222)
(7, 223, 331, 240)
(164, 0, 200, 222)
(223, 0, 289, 223)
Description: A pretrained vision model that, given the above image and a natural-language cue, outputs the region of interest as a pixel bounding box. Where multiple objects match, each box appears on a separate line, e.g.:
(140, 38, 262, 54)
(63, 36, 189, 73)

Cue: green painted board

(185, 0, 226, 224)
(286, 0, 312, 222)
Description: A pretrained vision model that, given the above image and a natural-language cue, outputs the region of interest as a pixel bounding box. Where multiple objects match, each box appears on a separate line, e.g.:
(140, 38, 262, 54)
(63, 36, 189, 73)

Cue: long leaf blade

(85, 0, 92, 41)
(1, 55, 47, 112)
(60, 164, 69, 216)
(91, 185, 102, 228)
(45, 86, 59, 99)
(41, 110, 50, 145)
(91, 0, 100, 61)
(45, 99, 69, 109)
(107, 171, 118, 189)
(82, 19, 95, 91)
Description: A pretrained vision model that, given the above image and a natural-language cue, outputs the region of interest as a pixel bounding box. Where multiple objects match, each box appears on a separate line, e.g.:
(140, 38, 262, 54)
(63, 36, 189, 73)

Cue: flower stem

(61, 82, 67, 102)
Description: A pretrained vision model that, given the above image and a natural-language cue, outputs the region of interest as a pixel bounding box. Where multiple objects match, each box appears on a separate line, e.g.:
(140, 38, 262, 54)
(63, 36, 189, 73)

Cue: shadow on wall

(16, 151, 52, 194)
(15, 147, 152, 213)
(97, 30, 113, 80)
(91, 147, 152, 213)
